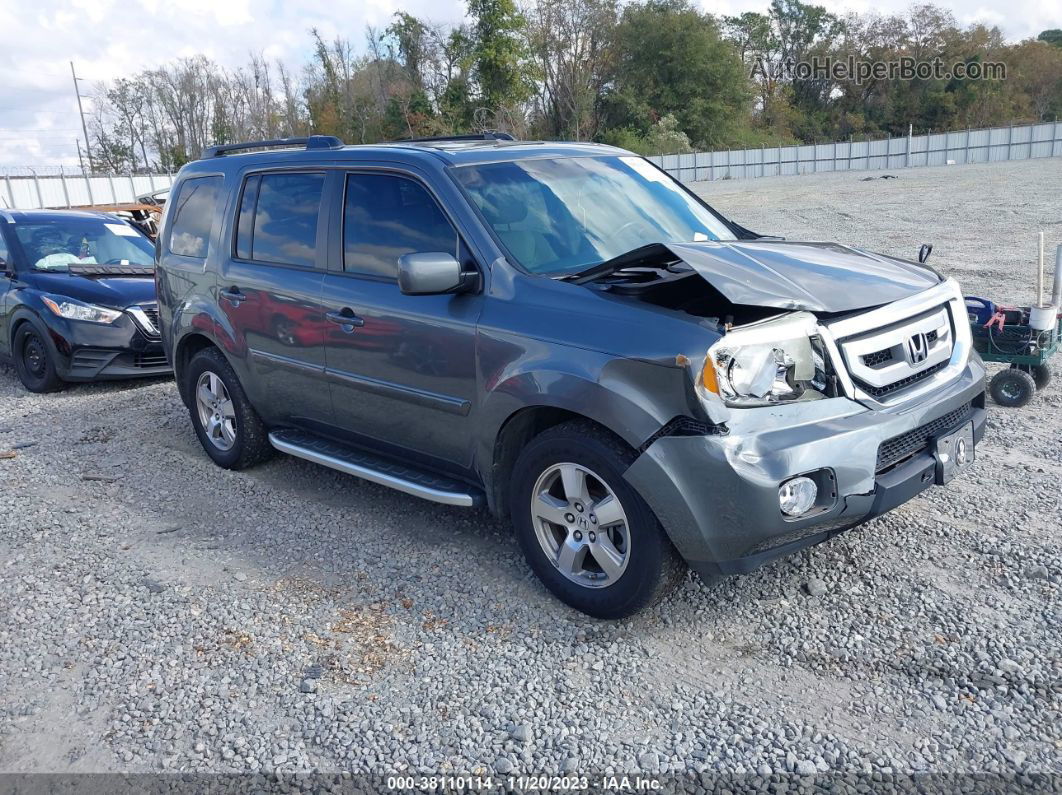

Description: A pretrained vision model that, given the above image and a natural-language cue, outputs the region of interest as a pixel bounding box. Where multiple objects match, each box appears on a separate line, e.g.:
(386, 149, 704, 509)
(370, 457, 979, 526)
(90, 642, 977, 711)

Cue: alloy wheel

(530, 462, 631, 589)
(195, 371, 237, 451)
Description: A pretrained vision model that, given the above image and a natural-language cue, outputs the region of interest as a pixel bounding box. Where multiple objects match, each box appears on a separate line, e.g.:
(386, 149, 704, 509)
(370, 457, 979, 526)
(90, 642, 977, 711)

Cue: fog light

(779, 476, 817, 517)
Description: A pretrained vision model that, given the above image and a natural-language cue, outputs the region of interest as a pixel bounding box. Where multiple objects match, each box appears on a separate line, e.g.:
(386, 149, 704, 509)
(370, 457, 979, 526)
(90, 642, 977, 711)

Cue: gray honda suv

(156, 134, 986, 618)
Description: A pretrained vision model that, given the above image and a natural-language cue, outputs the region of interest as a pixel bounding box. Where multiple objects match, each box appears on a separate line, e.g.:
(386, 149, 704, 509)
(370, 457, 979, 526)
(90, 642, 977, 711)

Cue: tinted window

(0, 229, 9, 265)
(343, 174, 458, 278)
(168, 176, 221, 258)
(235, 172, 323, 268)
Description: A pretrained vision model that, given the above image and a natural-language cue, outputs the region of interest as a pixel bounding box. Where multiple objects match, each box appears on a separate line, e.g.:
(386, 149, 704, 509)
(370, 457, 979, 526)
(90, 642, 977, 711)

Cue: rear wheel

(12, 325, 64, 393)
(185, 347, 273, 469)
(990, 368, 1036, 408)
(509, 421, 683, 619)
(1011, 362, 1051, 390)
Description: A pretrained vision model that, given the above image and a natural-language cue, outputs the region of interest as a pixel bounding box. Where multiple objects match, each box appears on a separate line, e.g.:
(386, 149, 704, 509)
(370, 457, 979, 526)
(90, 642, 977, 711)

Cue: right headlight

(700, 312, 829, 407)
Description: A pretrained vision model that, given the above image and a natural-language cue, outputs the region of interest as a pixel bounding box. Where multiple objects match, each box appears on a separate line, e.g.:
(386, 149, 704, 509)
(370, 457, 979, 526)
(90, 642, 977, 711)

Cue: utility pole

(70, 61, 95, 174)
(75, 139, 86, 174)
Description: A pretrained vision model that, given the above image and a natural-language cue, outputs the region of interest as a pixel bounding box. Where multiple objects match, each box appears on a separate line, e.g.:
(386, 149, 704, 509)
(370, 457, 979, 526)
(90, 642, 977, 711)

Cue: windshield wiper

(558, 243, 677, 285)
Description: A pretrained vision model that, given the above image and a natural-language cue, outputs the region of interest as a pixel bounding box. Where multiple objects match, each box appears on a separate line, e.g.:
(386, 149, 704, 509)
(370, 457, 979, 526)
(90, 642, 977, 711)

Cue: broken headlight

(700, 312, 829, 407)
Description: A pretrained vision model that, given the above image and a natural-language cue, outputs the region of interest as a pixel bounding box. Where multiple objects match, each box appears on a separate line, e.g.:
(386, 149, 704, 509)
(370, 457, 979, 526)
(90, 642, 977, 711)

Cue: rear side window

(168, 176, 221, 258)
(343, 173, 458, 278)
(234, 172, 324, 268)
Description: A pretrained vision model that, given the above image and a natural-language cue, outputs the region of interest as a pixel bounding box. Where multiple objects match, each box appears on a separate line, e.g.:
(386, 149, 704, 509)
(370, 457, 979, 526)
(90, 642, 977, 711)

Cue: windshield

(14, 218, 154, 272)
(454, 155, 736, 275)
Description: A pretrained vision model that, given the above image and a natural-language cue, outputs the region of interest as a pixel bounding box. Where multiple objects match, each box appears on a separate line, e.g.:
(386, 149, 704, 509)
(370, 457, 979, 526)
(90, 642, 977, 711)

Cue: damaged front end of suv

(596, 240, 986, 581)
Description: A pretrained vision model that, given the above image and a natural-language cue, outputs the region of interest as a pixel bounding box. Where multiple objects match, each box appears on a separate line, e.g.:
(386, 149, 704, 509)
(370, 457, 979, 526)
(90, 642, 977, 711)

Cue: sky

(0, 0, 1056, 169)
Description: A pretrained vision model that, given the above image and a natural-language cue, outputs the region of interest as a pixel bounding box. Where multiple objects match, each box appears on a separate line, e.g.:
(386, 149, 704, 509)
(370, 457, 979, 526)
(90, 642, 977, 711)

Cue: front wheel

(1011, 362, 1051, 390)
(185, 347, 273, 469)
(13, 324, 64, 393)
(990, 368, 1036, 408)
(509, 421, 683, 619)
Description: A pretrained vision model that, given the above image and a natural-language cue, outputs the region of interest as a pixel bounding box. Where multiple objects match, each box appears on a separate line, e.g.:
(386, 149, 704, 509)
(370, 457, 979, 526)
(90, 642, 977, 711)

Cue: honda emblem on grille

(906, 332, 929, 364)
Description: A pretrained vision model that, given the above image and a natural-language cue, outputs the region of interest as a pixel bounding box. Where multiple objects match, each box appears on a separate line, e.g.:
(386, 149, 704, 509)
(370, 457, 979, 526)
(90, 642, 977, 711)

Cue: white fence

(648, 120, 1062, 182)
(2, 121, 1060, 208)
(0, 171, 176, 210)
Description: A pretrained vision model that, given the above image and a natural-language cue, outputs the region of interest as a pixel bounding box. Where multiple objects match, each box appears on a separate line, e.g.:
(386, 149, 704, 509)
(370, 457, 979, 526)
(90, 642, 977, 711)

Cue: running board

(268, 429, 482, 507)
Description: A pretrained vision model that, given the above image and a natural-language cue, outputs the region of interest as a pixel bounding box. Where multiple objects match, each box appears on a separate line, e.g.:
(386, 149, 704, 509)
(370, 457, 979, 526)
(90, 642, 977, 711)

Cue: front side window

(0, 228, 10, 265)
(168, 175, 222, 258)
(343, 173, 458, 278)
(235, 172, 324, 268)
(453, 155, 736, 275)
(14, 218, 154, 271)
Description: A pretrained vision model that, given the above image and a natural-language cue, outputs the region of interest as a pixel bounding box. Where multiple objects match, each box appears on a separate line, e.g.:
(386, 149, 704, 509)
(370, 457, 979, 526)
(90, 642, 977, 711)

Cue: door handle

(326, 309, 365, 330)
(220, 286, 247, 305)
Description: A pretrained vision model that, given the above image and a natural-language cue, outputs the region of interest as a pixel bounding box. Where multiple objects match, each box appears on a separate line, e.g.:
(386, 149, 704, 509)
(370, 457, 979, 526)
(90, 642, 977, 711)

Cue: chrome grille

(835, 303, 955, 404)
(127, 304, 160, 338)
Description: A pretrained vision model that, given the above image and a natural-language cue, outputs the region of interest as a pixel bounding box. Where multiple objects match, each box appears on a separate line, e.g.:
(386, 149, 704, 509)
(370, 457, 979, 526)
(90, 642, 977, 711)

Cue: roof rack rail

(200, 135, 344, 159)
(398, 131, 517, 144)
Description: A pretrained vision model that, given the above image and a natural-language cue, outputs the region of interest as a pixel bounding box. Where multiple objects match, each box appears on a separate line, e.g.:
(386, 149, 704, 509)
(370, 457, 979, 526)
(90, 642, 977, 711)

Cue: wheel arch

(173, 332, 224, 405)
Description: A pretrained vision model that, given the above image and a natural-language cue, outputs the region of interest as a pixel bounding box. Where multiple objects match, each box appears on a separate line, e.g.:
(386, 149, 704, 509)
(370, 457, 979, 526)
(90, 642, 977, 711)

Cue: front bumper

(624, 357, 987, 578)
(33, 313, 170, 381)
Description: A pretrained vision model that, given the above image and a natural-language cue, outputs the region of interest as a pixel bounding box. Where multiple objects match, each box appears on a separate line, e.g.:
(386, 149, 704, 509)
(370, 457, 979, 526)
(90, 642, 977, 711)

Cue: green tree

(605, 0, 752, 149)
(1038, 29, 1062, 47)
(467, 0, 531, 125)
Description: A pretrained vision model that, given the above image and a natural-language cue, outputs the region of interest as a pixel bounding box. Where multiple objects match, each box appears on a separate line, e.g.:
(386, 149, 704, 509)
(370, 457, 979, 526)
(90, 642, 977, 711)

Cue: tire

(1011, 362, 1051, 391)
(12, 324, 64, 393)
(990, 368, 1036, 408)
(509, 420, 684, 619)
(185, 347, 273, 469)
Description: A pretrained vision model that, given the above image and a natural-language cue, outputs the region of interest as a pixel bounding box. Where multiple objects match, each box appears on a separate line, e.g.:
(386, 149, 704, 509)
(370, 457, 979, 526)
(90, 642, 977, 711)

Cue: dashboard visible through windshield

(454, 155, 737, 275)
(14, 218, 155, 272)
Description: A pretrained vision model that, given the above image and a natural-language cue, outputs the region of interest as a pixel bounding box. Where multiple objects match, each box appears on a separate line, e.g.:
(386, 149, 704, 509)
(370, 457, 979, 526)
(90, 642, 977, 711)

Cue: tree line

(86, 0, 1062, 173)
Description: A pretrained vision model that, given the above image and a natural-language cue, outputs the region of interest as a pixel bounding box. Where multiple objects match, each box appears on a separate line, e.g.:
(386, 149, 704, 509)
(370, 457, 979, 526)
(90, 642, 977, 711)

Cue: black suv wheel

(509, 420, 683, 618)
(185, 347, 273, 469)
(13, 324, 64, 393)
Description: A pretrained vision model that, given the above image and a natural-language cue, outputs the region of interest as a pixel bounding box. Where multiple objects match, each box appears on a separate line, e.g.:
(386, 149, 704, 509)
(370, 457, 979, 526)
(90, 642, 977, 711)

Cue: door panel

(219, 262, 330, 425)
(218, 170, 333, 426)
(321, 276, 479, 466)
(322, 170, 482, 467)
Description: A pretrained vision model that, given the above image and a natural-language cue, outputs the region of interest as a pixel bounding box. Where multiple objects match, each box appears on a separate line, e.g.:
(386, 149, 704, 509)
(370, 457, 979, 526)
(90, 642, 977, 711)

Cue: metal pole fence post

(85, 174, 94, 205)
(906, 123, 912, 167)
(31, 169, 43, 209)
(3, 176, 14, 209)
(964, 129, 971, 164)
(1007, 124, 1013, 161)
(60, 167, 71, 208)
(107, 175, 117, 203)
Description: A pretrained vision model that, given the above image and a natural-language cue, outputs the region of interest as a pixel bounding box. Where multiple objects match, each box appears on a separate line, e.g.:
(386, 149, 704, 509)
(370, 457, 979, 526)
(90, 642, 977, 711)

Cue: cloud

(1, 0, 1053, 168)
(0, 0, 466, 168)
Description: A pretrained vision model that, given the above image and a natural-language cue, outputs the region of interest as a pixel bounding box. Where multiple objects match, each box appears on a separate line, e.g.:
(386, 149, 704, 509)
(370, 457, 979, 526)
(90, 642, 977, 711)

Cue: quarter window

(0, 229, 10, 265)
(343, 173, 458, 278)
(168, 176, 222, 258)
(234, 172, 324, 269)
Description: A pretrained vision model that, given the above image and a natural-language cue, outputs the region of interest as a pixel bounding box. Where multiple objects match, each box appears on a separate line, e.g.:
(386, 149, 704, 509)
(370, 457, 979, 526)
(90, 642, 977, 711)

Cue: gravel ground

(0, 158, 1059, 785)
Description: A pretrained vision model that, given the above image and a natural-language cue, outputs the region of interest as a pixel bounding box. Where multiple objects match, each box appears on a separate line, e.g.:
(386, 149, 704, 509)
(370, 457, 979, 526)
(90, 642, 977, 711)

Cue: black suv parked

(1, 209, 167, 392)
(157, 135, 985, 618)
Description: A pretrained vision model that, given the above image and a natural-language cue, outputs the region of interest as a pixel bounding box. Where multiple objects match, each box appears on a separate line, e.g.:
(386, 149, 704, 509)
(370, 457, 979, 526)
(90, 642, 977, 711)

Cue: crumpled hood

(22, 271, 157, 308)
(666, 240, 940, 313)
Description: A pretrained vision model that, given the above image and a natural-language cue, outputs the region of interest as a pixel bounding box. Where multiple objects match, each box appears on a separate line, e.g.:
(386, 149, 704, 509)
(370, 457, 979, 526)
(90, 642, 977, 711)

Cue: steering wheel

(614, 219, 653, 243)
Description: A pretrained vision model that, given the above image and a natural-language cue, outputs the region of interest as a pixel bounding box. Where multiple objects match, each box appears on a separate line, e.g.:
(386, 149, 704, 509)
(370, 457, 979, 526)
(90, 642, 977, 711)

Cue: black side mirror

(397, 252, 477, 295)
(918, 243, 933, 264)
